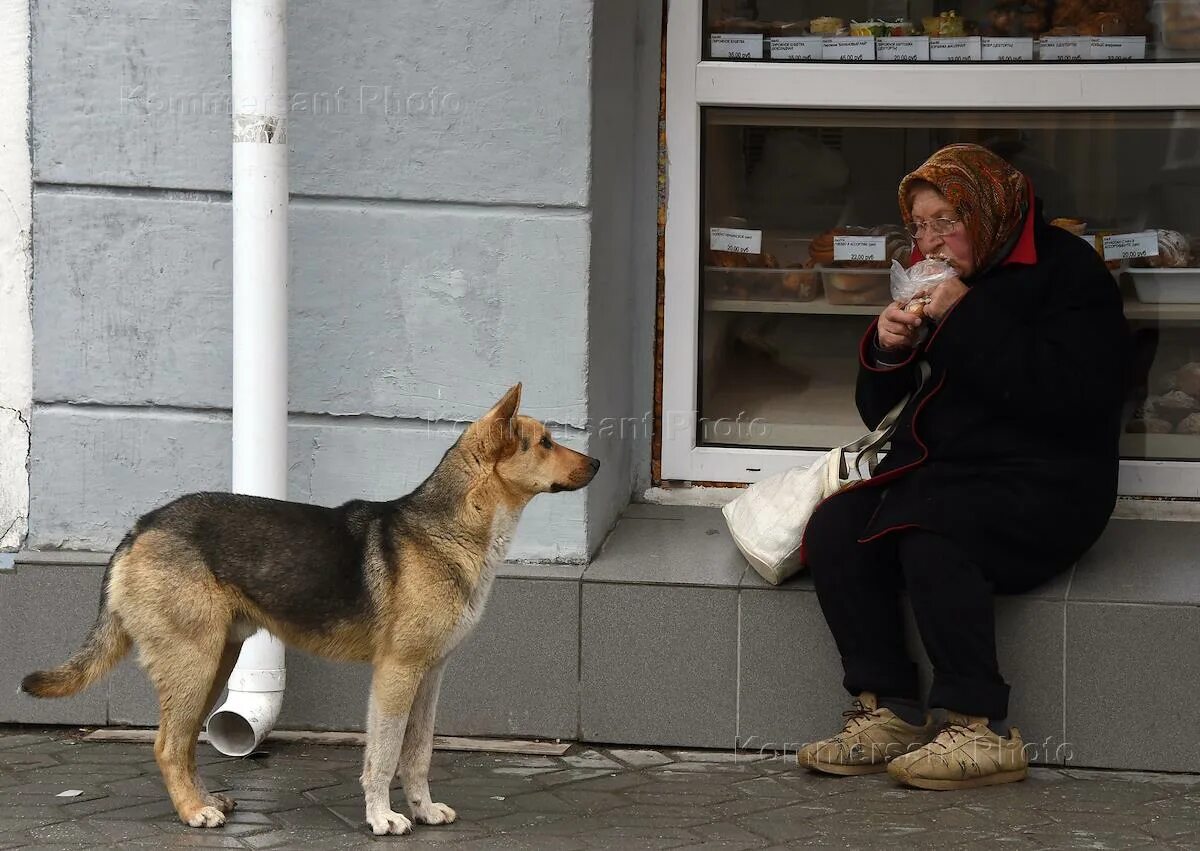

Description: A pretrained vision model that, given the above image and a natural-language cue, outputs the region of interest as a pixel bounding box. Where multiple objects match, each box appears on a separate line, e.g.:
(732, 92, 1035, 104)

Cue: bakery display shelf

(701, 348, 865, 449)
(1122, 298, 1200, 322)
(1121, 433, 1200, 460)
(705, 106, 1200, 131)
(705, 296, 882, 316)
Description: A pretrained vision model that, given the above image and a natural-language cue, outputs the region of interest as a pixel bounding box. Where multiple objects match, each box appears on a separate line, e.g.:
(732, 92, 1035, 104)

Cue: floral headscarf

(898, 144, 1031, 274)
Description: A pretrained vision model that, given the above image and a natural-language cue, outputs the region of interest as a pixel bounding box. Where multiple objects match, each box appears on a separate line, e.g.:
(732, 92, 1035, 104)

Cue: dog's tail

(21, 540, 134, 699)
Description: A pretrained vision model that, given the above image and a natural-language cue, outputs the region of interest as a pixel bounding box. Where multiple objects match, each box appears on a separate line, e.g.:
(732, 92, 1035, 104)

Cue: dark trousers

(805, 486, 1065, 720)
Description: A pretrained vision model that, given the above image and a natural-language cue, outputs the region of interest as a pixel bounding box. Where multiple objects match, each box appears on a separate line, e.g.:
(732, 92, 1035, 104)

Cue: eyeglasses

(905, 217, 961, 239)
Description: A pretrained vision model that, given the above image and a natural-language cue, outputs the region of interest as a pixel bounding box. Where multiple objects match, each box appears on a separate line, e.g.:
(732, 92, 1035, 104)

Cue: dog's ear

(479, 383, 521, 454)
(483, 383, 521, 424)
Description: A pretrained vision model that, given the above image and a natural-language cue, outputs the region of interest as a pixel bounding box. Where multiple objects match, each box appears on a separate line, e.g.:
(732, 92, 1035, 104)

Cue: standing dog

(22, 384, 598, 835)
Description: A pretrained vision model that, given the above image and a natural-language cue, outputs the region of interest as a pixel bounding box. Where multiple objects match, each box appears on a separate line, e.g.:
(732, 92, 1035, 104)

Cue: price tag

(1038, 36, 1089, 61)
(982, 37, 1034, 61)
(833, 236, 887, 262)
(1089, 36, 1146, 60)
(822, 37, 876, 61)
(877, 36, 930, 61)
(710, 34, 764, 60)
(930, 36, 982, 61)
(769, 36, 823, 60)
(710, 227, 762, 255)
(1102, 231, 1159, 261)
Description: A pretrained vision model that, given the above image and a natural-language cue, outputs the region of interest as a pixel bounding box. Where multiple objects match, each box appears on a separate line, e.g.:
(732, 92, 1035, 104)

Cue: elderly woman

(796, 144, 1130, 789)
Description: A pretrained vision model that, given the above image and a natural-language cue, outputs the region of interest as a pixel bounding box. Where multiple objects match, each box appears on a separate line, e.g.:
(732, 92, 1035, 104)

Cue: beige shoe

(887, 712, 1029, 790)
(796, 693, 936, 776)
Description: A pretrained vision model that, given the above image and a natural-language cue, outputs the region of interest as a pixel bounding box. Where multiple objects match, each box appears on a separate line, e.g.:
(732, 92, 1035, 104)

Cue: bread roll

(1177, 413, 1200, 435)
(1176, 363, 1200, 399)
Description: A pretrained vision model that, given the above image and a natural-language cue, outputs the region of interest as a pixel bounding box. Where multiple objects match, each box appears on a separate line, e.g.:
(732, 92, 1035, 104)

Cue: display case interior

(698, 107, 1200, 460)
(705, 0, 1200, 62)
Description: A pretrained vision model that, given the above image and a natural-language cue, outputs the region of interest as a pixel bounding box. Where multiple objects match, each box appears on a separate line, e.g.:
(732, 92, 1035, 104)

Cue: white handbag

(722, 362, 929, 586)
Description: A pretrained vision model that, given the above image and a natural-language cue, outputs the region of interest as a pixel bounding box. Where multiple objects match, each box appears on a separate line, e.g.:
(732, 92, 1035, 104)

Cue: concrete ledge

(4, 510, 1197, 771)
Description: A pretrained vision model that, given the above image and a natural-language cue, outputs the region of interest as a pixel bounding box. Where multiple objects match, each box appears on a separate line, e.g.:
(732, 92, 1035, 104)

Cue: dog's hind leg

(144, 635, 231, 828)
(361, 660, 424, 836)
(192, 640, 244, 816)
(397, 662, 455, 826)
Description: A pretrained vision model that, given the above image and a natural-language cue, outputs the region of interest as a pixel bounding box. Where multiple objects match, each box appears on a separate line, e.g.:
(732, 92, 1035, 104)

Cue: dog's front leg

(361, 662, 422, 836)
(397, 662, 455, 826)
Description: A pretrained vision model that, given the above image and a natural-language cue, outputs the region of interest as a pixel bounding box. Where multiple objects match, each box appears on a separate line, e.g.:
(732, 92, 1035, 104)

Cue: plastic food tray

(704, 236, 821, 302)
(819, 266, 892, 306)
(1127, 268, 1200, 304)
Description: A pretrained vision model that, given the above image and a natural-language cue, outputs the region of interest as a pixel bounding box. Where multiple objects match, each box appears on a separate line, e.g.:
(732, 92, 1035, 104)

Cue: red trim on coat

(798, 371, 949, 564)
(857, 522, 921, 545)
(859, 320, 918, 372)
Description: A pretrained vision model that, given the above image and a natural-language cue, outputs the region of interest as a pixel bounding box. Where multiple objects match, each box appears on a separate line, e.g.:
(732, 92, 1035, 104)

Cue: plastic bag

(889, 258, 956, 305)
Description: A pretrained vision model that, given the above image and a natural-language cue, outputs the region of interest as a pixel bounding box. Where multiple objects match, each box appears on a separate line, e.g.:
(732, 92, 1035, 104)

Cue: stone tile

(0, 734, 56, 750)
(739, 568, 815, 592)
(455, 836, 588, 851)
(736, 588, 847, 753)
(1071, 520, 1200, 605)
(578, 824, 702, 848)
(561, 751, 621, 771)
(497, 562, 587, 582)
(608, 748, 673, 768)
(1066, 602, 1200, 772)
(439, 577, 580, 740)
(0, 565, 109, 725)
(584, 506, 746, 587)
(581, 584, 738, 748)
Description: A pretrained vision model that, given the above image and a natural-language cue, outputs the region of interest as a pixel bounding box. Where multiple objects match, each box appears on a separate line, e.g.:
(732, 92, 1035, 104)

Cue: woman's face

(909, 186, 976, 278)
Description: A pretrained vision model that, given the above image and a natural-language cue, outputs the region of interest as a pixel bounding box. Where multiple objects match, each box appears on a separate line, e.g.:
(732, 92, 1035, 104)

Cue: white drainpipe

(206, 0, 289, 757)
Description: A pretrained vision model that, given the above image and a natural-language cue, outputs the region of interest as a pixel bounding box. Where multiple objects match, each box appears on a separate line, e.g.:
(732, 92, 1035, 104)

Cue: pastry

(1176, 363, 1200, 399)
(1155, 389, 1200, 421)
(1177, 413, 1200, 435)
(988, 2, 1049, 36)
(1051, 217, 1088, 237)
(1163, 0, 1200, 48)
(810, 17, 845, 35)
(904, 296, 932, 316)
(1079, 11, 1128, 35)
(779, 266, 822, 301)
(1130, 229, 1194, 268)
(1053, 0, 1150, 36)
(707, 249, 779, 270)
(768, 20, 810, 37)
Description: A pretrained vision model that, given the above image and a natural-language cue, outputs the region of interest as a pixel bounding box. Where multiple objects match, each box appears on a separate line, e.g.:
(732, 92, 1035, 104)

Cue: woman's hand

(917, 275, 969, 323)
(877, 302, 922, 350)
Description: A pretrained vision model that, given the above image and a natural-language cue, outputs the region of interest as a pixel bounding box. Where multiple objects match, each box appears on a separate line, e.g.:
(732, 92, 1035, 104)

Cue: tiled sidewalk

(1, 726, 1198, 849)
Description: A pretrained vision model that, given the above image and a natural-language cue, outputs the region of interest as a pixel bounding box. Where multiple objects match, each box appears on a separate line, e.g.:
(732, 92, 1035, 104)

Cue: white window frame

(661, 0, 1200, 498)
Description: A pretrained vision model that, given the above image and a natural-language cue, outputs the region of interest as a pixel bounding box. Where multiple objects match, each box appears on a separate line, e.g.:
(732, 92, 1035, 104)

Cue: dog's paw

(205, 792, 237, 814)
(366, 809, 413, 836)
(184, 805, 227, 829)
(413, 801, 456, 825)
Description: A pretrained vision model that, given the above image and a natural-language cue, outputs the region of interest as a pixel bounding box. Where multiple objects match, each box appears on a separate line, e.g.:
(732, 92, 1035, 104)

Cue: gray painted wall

(28, 0, 658, 561)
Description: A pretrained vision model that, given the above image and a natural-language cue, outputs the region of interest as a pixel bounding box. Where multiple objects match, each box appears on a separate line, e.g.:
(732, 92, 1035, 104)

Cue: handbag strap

(846, 360, 932, 479)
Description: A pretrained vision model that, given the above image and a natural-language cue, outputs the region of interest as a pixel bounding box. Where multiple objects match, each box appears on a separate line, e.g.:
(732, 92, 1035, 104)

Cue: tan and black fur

(22, 384, 598, 835)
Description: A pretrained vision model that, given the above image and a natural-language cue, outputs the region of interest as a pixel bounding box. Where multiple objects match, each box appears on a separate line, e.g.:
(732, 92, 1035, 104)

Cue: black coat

(823, 212, 1132, 575)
